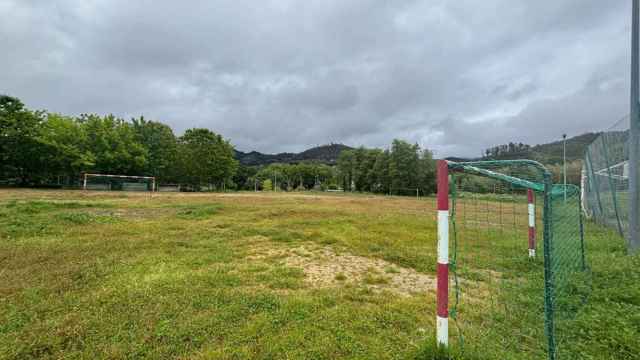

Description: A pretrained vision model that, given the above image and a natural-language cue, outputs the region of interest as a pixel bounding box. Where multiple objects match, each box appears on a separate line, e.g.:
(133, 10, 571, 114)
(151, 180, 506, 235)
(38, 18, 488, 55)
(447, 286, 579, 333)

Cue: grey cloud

(0, 0, 632, 156)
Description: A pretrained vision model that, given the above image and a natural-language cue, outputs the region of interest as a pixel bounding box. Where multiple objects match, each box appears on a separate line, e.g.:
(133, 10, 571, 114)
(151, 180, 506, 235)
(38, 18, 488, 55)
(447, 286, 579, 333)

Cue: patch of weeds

(318, 235, 339, 245)
(270, 230, 305, 243)
(258, 266, 305, 290)
(56, 212, 94, 225)
(384, 266, 400, 274)
(362, 268, 389, 285)
(411, 341, 470, 360)
(175, 204, 223, 219)
(363, 274, 389, 285)
(5, 200, 113, 214)
(335, 273, 347, 281)
(56, 212, 119, 225)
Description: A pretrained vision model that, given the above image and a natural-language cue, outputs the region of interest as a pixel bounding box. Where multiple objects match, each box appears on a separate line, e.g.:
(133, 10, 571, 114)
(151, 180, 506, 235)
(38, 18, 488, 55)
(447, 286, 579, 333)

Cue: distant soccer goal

(82, 173, 156, 192)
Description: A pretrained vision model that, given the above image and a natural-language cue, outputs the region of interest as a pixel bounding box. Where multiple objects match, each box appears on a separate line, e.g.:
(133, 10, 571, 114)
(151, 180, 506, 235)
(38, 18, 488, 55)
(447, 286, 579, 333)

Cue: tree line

(1, 95, 237, 188)
(336, 140, 436, 195)
(1, 95, 437, 194)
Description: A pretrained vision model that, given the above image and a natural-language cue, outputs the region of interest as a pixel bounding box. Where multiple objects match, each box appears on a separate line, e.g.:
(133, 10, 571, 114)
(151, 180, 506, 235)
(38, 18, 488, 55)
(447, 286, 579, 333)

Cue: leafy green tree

(0, 95, 45, 184)
(262, 178, 273, 191)
(177, 128, 238, 188)
(372, 150, 391, 193)
(233, 164, 259, 190)
(80, 114, 148, 175)
(389, 139, 420, 194)
(337, 150, 356, 191)
(418, 149, 437, 195)
(132, 116, 178, 182)
(256, 163, 288, 191)
(37, 113, 94, 183)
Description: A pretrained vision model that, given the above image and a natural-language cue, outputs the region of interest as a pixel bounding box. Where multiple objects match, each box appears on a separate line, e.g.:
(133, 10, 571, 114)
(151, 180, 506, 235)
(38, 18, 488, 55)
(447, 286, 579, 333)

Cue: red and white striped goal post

(528, 189, 536, 258)
(436, 160, 449, 347)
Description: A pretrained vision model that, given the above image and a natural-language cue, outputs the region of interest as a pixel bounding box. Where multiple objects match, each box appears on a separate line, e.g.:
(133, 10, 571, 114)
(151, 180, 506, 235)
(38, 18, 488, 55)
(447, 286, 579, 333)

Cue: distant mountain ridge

(238, 133, 600, 167)
(446, 132, 599, 164)
(235, 143, 353, 166)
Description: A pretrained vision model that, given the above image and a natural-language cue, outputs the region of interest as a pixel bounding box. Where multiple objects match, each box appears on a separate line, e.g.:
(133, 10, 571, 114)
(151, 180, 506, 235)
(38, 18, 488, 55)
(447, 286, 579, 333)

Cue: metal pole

(563, 134, 567, 202)
(542, 171, 556, 359)
(630, 0, 640, 253)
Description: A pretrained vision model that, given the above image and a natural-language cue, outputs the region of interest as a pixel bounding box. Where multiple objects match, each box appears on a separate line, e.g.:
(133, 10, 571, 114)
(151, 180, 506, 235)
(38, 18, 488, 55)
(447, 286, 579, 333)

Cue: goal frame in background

(82, 173, 156, 192)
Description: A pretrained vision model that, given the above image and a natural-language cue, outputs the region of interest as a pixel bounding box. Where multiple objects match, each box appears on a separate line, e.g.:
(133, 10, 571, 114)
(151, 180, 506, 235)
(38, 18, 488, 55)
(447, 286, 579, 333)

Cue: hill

(481, 132, 599, 164)
(236, 133, 601, 167)
(235, 143, 353, 166)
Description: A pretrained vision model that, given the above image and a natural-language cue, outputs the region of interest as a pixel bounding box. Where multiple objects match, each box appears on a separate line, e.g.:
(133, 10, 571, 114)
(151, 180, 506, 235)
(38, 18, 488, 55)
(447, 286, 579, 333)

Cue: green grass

(0, 189, 637, 359)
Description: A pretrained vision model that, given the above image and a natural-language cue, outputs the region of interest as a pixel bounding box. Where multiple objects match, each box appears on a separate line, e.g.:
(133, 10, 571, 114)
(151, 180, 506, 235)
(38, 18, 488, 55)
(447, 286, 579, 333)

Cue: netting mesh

(447, 161, 588, 360)
(583, 119, 630, 239)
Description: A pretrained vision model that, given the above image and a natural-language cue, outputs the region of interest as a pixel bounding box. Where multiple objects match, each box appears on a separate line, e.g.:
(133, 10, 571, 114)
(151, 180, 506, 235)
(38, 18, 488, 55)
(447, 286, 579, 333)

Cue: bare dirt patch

(247, 244, 436, 297)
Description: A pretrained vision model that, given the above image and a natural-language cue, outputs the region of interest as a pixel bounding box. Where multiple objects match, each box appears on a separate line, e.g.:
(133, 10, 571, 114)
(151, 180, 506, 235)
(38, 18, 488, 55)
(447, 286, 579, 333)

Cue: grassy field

(0, 189, 638, 359)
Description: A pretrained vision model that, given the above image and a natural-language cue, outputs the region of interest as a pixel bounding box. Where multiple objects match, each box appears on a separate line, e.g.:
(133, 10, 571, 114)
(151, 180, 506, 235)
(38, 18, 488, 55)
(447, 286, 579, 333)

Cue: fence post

(601, 135, 625, 237)
(630, 0, 640, 253)
(585, 151, 605, 222)
(542, 171, 556, 360)
(528, 189, 536, 258)
(436, 160, 449, 347)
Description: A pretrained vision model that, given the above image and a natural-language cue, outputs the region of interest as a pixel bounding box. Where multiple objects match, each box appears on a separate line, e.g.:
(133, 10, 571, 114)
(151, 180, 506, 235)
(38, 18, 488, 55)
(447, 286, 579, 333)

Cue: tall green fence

(438, 160, 589, 359)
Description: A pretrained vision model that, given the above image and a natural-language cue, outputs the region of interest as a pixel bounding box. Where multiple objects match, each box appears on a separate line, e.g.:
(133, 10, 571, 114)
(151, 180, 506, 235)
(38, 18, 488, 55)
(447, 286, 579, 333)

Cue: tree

(37, 113, 94, 183)
(418, 149, 437, 195)
(0, 95, 45, 184)
(372, 150, 391, 193)
(233, 164, 259, 190)
(389, 139, 420, 194)
(132, 116, 178, 182)
(80, 114, 148, 175)
(337, 150, 356, 191)
(262, 178, 273, 191)
(177, 128, 238, 188)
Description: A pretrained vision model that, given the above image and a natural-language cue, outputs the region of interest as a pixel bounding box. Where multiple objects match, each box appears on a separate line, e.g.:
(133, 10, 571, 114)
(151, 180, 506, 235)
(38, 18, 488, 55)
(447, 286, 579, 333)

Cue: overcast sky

(0, 1, 632, 157)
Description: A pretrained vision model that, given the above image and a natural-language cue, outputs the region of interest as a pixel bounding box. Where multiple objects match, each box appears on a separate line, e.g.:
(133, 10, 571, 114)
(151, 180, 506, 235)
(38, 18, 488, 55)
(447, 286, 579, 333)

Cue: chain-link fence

(440, 160, 589, 359)
(582, 118, 630, 239)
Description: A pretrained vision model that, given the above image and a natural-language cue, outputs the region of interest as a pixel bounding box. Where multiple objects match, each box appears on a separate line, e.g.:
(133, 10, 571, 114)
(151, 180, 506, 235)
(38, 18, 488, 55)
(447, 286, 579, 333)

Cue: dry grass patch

(247, 243, 436, 297)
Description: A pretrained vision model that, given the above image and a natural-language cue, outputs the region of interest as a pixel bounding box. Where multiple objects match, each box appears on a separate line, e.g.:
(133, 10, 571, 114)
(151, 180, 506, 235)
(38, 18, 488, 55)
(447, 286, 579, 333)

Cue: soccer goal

(436, 160, 588, 360)
(82, 173, 156, 192)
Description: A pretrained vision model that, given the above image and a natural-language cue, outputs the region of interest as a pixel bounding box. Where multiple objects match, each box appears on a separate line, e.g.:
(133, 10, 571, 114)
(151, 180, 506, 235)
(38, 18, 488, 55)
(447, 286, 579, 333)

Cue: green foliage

(336, 139, 436, 195)
(0, 95, 46, 184)
(80, 114, 149, 175)
(177, 128, 238, 188)
(262, 178, 273, 191)
(0, 96, 247, 189)
(37, 114, 95, 180)
(132, 116, 178, 182)
(255, 162, 334, 191)
(175, 204, 223, 219)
